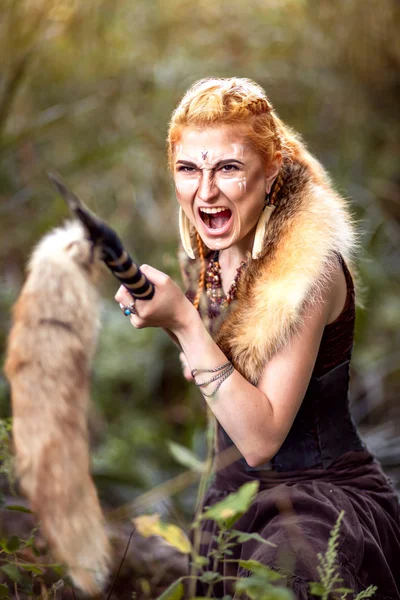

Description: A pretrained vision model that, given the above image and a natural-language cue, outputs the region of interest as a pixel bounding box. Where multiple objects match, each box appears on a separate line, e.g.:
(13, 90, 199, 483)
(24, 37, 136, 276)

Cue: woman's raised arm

(115, 260, 347, 467)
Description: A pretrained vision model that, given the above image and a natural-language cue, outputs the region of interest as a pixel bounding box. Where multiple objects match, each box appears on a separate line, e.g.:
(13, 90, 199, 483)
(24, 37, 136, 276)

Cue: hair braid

(193, 233, 205, 310)
(269, 169, 285, 206)
(245, 98, 272, 115)
(168, 78, 302, 170)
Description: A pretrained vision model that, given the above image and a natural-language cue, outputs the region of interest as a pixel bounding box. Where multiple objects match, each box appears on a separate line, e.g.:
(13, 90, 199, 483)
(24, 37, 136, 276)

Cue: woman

(115, 78, 400, 598)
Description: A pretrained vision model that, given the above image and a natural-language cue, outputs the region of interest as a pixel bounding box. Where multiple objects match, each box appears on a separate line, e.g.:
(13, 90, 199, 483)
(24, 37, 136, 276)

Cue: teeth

(200, 207, 230, 214)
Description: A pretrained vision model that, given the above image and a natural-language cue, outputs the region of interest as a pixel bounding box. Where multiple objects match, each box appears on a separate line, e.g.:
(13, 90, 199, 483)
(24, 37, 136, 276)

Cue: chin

(202, 237, 232, 252)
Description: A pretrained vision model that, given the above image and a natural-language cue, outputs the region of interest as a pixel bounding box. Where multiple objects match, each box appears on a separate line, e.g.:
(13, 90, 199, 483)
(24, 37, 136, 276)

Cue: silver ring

(119, 301, 137, 316)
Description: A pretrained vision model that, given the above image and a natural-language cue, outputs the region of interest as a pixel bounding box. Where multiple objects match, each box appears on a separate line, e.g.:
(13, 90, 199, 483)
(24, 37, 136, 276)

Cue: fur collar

(181, 159, 356, 384)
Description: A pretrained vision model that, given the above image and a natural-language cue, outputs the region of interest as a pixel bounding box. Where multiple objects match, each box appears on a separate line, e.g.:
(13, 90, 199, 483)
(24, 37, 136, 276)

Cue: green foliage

(157, 578, 185, 600)
(0, 584, 9, 599)
(309, 511, 377, 600)
(145, 488, 377, 599)
(0, 420, 13, 480)
(3, 505, 32, 514)
(354, 586, 378, 600)
(167, 440, 205, 473)
(199, 481, 259, 529)
(0, 480, 379, 599)
(235, 560, 292, 600)
(0, 525, 67, 598)
(232, 531, 275, 548)
(311, 510, 346, 599)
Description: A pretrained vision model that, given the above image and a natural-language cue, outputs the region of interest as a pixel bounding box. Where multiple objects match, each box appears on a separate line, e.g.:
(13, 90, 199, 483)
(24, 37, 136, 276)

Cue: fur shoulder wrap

(180, 159, 357, 385)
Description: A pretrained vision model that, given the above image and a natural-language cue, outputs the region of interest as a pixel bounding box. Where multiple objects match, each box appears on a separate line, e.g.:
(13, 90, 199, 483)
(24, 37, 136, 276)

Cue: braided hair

(167, 77, 303, 306)
(193, 233, 205, 311)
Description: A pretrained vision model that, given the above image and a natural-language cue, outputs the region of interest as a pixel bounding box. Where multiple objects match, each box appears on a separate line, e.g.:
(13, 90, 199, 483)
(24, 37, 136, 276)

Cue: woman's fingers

(114, 285, 132, 305)
(140, 264, 168, 284)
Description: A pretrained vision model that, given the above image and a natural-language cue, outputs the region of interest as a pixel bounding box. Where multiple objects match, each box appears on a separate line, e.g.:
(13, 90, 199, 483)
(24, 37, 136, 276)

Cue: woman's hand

(114, 264, 196, 335)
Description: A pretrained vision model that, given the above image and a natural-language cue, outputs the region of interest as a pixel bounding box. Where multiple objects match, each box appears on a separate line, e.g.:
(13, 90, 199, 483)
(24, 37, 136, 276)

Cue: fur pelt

(4, 221, 111, 595)
(181, 158, 356, 384)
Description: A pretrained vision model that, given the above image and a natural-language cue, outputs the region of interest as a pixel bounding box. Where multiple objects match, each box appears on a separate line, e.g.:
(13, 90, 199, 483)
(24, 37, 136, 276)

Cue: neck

(218, 228, 255, 268)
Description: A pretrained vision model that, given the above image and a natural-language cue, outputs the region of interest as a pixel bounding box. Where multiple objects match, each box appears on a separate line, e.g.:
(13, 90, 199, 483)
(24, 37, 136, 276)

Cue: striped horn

(48, 172, 155, 300)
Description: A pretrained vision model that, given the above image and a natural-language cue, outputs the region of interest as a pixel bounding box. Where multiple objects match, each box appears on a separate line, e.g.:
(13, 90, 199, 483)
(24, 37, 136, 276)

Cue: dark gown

(195, 257, 400, 599)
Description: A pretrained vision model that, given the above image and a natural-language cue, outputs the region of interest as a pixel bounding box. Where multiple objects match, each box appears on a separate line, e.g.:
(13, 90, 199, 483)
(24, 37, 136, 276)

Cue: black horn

(48, 172, 155, 300)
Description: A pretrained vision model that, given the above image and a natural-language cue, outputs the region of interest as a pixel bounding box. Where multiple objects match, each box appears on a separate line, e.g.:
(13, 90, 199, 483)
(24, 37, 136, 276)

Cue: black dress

(196, 257, 400, 599)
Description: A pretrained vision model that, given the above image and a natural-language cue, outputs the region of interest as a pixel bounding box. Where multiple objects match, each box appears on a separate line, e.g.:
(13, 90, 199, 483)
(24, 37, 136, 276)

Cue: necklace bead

(205, 253, 247, 311)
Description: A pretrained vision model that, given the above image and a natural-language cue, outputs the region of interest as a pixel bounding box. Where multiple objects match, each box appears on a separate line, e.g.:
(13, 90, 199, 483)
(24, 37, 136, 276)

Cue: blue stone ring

(119, 302, 137, 316)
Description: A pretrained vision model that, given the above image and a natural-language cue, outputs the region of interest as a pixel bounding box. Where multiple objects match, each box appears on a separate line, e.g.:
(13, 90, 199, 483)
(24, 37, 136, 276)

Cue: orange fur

(4, 222, 111, 595)
(181, 159, 357, 384)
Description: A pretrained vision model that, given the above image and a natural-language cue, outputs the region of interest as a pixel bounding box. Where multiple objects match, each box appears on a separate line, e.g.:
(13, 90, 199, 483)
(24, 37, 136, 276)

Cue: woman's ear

(265, 152, 283, 194)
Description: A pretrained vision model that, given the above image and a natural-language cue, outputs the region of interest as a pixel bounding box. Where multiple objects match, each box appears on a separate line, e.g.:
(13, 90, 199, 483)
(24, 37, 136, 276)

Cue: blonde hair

(167, 77, 302, 171)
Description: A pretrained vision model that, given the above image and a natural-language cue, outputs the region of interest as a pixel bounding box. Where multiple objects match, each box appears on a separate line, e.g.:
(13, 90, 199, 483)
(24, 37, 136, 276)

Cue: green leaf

(353, 585, 377, 600)
(156, 579, 184, 600)
(20, 564, 44, 575)
(232, 530, 276, 547)
(6, 536, 20, 552)
(5, 505, 32, 514)
(0, 583, 8, 599)
(201, 481, 259, 528)
(167, 441, 204, 472)
(235, 577, 268, 599)
(238, 560, 283, 581)
(236, 577, 295, 600)
(157, 578, 184, 600)
(199, 571, 220, 583)
(192, 555, 209, 567)
(0, 564, 22, 583)
(309, 582, 326, 596)
(265, 590, 295, 600)
(51, 565, 65, 577)
(133, 514, 191, 554)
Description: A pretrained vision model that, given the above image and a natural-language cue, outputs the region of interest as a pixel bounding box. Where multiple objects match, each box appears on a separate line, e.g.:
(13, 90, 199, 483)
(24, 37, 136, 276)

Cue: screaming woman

(115, 78, 400, 598)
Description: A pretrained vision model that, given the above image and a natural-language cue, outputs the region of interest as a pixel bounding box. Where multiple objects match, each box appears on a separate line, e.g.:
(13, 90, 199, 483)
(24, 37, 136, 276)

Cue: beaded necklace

(205, 251, 247, 312)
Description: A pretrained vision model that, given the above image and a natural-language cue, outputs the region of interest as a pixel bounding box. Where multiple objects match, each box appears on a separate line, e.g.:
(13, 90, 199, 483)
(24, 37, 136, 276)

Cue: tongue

(210, 209, 231, 230)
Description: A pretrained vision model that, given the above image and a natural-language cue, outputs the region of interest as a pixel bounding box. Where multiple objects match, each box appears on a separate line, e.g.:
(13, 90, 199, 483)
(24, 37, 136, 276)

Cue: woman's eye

(177, 166, 196, 173)
(220, 164, 239, 173)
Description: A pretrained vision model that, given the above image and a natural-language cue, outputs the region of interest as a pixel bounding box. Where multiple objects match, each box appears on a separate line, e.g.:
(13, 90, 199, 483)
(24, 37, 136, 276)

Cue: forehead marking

(201, 148, 209, 161)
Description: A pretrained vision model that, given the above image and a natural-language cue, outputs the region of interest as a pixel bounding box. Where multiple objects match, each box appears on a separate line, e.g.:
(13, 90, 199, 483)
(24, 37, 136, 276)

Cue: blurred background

(1, 0, 399, 517)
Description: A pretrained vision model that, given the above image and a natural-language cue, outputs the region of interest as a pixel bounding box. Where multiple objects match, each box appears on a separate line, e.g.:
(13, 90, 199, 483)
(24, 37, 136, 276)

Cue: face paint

(201, 148, 209, 161)
(174, 125, 270, 254)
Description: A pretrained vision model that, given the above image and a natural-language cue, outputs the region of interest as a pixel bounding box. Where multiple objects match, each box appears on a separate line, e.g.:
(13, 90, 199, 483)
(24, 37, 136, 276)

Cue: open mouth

(199, 207, 232, 231)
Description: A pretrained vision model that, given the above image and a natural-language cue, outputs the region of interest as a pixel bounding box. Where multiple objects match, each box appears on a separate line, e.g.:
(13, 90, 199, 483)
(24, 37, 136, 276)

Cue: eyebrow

(176, 158, 245, 168)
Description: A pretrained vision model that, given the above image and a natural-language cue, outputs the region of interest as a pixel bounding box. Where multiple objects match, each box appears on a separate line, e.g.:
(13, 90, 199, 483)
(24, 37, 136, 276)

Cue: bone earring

(179, 206, 195, 260)
(252, 198, 275, 260)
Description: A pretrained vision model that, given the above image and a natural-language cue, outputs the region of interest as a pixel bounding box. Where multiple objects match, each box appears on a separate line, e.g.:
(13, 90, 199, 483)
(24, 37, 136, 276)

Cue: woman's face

(173, 125, 280, 253)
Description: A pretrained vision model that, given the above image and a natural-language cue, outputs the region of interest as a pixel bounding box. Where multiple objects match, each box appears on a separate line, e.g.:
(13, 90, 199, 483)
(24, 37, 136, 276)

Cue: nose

(197, 170, 219, 202)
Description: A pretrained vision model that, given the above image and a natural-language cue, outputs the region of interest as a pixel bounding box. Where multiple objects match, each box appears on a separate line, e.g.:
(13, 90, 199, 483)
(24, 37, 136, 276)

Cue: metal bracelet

(199, 364, 234, 398)
(193, 364, 233, 388)
(191, 360, 231, 379)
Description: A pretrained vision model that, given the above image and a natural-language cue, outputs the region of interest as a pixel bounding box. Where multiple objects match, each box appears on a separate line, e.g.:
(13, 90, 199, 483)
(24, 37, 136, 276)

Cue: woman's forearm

(171, 312, 277, 467)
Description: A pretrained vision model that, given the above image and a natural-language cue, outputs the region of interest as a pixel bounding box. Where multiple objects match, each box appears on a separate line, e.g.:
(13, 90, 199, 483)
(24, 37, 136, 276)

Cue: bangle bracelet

(191, 361, 234, 398)
(193, 364, 233, 387)
(191, 360, 231, 379)
(199, 364, 234, 397)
